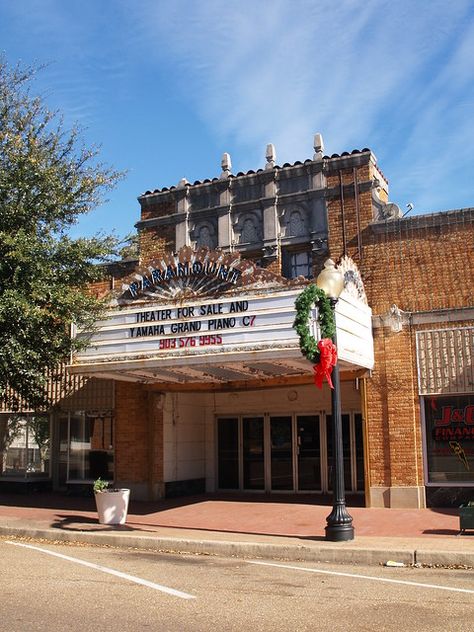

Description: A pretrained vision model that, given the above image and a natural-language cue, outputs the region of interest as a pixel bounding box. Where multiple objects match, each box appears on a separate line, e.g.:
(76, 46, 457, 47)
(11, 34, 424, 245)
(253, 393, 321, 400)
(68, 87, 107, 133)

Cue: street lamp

(316, 259, 355, 542)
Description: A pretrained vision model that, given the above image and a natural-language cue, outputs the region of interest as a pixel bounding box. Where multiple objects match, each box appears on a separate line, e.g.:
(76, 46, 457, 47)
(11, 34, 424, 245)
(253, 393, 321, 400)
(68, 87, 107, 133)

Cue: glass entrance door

(270, 416, 293, 490)
(326, 413, 364, 493)
(217, 418, 239, 489)
(216, 412, 364, 494)
(57, 415, 69, 488)
(243, 417, 265, 490)
(296, 415, 321, 491)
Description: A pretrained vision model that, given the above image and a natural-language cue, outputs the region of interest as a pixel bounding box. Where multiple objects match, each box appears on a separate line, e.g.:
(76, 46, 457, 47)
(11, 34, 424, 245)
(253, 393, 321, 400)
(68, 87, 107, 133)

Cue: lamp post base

(325, 522, 355, 542)
(325, 504, 355, 542)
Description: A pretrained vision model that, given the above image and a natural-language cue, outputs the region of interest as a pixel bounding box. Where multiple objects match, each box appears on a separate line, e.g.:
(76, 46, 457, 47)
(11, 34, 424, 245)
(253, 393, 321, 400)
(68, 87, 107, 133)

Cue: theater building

(1, 135, 473, 509)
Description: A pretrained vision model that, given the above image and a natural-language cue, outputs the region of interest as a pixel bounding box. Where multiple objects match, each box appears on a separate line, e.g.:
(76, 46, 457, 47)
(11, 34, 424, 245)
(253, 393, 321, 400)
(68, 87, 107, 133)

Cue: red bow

(313, 338, 337, 389)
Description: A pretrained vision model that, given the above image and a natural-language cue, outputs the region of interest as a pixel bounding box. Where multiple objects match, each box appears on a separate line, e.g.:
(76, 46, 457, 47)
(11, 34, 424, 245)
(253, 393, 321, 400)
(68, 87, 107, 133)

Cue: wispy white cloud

(1, 0, 130, 126)
(2, 0, 473, 217)
(126, 0, 474, 210)
(385, 14, 474, 211)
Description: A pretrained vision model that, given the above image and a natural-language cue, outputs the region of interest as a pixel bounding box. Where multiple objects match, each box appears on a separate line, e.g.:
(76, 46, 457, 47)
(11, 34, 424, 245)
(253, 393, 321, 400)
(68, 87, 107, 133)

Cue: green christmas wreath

(293, 284, 336, 364)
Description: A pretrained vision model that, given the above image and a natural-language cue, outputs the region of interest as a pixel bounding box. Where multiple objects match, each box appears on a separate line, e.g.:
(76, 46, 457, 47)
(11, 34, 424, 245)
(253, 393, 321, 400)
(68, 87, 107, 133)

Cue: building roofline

(371, 206, 474, 233)
(138, 149, 374, 200)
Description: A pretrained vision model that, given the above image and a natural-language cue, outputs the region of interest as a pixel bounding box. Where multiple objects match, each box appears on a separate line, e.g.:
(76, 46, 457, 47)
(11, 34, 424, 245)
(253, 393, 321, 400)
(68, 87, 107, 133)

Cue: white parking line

(5, 541, 195, 600)
(246, 560, 474, 595)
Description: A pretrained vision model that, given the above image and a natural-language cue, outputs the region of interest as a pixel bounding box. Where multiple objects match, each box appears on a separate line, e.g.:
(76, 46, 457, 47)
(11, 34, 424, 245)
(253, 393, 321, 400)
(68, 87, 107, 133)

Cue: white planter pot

(94, 489, 130, 525)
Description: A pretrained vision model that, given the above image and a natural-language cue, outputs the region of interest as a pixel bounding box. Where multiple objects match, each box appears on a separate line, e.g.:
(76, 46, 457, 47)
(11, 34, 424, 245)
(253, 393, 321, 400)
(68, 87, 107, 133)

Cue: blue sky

(1, 0, 473, 240)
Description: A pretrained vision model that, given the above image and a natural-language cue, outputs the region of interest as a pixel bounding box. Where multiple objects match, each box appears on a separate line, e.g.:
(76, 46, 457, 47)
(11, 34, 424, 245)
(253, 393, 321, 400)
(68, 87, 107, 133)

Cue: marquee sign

(71, 248, 374, 380)
(126, 259, 242, 299)
(76, 292, 302, 361)
(118, 246, 299, 303)
(73, 289, 374, 373)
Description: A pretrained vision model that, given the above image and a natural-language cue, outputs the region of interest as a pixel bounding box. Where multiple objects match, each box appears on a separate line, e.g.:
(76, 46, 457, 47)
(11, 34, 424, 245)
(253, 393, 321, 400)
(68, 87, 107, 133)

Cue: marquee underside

(68, 347, 366, 385)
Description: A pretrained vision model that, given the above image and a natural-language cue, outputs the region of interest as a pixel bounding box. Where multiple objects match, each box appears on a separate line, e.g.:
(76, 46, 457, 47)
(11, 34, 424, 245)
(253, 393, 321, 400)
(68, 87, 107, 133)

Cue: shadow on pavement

(422, 528, 462, 536)
(426, 507, 459, 517)
(50, 514, 157, 533)
(122, 520, 328, 541)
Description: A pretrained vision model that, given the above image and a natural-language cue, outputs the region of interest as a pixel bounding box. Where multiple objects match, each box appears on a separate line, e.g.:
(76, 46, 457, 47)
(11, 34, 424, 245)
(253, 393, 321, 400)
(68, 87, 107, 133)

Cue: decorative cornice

(372, 307, 474, 328)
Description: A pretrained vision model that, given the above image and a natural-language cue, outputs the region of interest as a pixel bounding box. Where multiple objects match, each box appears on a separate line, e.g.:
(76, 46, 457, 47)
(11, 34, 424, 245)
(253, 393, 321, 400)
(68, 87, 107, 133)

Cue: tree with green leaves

(0, 57, 124, 411)
(28, 415, 50, 472)
(117, 231, 139, 261)
(0, 414, 23, 473)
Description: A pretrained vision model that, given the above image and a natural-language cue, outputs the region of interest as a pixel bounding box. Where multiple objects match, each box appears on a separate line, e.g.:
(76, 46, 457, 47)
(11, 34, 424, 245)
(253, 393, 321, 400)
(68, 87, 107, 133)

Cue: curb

(2, 525, 474, 567)
(0, 525, 413, 566)
(414, 550, 474, 567)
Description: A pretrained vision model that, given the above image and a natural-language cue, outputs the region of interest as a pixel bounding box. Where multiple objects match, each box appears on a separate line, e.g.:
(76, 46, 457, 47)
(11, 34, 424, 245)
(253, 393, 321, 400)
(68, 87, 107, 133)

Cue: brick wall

(114, 381, 150, 485)
(114, 382, 164, 497)
(89, 260, 138, 299)
(362, 215, 473, 314)
(367, 326, 422, 489)
(138, 196, 177, 265)
(88, 278, 111, 299)
(264, 258, 282, 275)
(115, 382, 148, 483)
(140, 197, 175, 221)
(139, 225, 176, 265)
(326, 173, 473, 501)
(326, 164, 373, 266)
(363, 216, 472, 490)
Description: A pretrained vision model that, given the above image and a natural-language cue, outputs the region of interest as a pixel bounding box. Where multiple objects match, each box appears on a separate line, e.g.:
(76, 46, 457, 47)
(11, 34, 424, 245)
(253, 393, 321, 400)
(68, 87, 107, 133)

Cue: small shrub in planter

(93, 478, 110, 493)
(459, 501, 474, 534)
(93, 478, 130, 525)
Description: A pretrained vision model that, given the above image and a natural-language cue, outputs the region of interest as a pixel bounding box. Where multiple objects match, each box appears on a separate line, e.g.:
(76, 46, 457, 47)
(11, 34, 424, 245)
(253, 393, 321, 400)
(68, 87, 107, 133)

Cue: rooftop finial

(313, 133, 324, 161)
(265, 143, 276, 169)
(220, 152, 232, 178)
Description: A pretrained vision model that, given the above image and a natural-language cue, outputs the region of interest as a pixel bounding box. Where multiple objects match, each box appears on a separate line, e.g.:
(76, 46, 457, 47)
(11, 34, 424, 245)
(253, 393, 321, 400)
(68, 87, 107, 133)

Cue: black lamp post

(316, 259, 355, 542)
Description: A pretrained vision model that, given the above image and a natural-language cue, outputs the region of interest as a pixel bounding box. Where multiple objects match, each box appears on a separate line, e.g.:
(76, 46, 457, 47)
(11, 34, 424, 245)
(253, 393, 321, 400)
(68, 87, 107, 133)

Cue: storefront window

(58, 412, 114, 483)
(0, 414, 51, 478)
(424, 394, 474, 484)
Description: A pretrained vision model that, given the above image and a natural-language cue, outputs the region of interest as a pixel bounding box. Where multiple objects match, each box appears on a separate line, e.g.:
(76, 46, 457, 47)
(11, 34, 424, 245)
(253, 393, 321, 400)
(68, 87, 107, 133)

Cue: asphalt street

(1, 536, 474, 632)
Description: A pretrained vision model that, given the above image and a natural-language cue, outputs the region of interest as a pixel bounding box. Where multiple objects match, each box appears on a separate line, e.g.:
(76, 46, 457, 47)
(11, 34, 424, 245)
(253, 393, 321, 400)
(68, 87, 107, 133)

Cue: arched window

(241, 217, 258, 243)
(194, 223, 216, 249)
(288, 210, 306, 237)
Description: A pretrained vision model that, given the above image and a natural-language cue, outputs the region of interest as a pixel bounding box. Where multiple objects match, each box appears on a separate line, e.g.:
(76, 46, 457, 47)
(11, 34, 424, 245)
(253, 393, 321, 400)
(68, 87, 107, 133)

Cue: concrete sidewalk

(1, 493, 473, 567)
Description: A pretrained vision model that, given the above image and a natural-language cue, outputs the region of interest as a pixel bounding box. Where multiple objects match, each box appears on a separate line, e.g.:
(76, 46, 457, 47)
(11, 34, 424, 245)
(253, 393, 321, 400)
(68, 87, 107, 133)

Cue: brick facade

(101, 144, 471, 507)
(10, 138, 467, 508)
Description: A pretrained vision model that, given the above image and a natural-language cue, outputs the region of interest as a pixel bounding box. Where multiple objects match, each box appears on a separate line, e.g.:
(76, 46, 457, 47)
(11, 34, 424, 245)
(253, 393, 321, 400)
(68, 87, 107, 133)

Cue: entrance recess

(216, 413, 364, 493)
